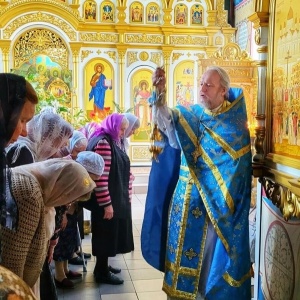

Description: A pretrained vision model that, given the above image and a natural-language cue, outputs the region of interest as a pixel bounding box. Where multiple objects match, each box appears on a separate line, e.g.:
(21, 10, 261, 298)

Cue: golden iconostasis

(3, 0, 257, 163)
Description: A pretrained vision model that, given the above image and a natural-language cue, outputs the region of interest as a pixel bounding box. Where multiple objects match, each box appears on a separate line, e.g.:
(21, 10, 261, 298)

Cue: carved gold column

(248, 12, 269, 176)
(162, 8, 172, 26)
(116, 6, 126, 25)
(0, 40, 11, 72)
(117, 46, 126, 110)
(70, 42, 82, 110)
(69, 0, 80, 12)
(207, 10, 218, 26)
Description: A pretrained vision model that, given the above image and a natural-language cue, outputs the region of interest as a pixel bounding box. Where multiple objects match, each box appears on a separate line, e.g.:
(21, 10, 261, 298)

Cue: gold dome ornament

(149, 123, 164, 162)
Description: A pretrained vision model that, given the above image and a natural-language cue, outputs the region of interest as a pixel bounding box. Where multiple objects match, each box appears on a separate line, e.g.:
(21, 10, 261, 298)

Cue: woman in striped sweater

(86, 113, 133, 285)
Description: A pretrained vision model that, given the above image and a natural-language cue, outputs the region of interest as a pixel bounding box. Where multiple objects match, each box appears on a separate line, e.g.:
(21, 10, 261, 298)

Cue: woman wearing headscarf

(122, 113, 140, 202)
(52, 130, 90, 266)
(0, 73, 38, 231)
(53, 151, 104, 289)
(122, 112, 140, 155)
(0, 73, 38, 299)
(52, 130, 89, 261)
(0, 159, 96, 289)
(79, 121, 102, 142)
(55, 129, 88, 160)
(86, 113, 133, 285)
(5, 109, 73, 299)
(6, 107, 73, 166)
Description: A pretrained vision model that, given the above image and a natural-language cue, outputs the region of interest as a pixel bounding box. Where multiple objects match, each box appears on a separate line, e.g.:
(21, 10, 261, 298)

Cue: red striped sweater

(94, 139, 112, 206)
(94, 139, 134, 206)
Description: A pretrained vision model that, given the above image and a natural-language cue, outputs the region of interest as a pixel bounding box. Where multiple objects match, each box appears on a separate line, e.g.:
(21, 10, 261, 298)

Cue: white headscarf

(68, 130, 88, 153)
(122, 113, 140, 153)
(1, 158, 96, 287)
(12, 158, 96, 207)
(123, 113, 140, 138)
(7, 109, 73, 163)
(76, 151, 105, 176)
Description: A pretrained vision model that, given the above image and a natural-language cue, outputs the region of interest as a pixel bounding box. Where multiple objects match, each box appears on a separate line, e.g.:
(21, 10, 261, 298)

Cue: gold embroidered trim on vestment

(222, 268, 252, 287)
(189, 167, 230, 253)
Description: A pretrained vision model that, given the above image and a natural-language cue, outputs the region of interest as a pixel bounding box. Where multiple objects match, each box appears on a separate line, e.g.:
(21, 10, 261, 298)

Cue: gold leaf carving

(72, 49, 80, 56)
(105, 51, 117, 62)
(0, 47, 9, 54)
(139, 51, 149, 61)
(127, 51, 138, 67)
(125, 33, 163, 44)
(150, 52, 162, 66)
(162, 51, 171, 60)
(4, 12, 77, 41)
(117, 49, 126, 59)
(132, 146, 152, 160)
(170, 35, 207, 45)
(194, 53, 206, 60)
(172, 52, 183, 63)
(80, 32, 119, 43)
(212, 43, 250, 61)
(0, 0, 81, 20)
(14, 28, 68, 68)
(81, 50, 93, 62)
(215, 0, 230, 27)
(262, 177, 300, 221)
(255, 28, 261, 45)
(215, 36, 223, 45)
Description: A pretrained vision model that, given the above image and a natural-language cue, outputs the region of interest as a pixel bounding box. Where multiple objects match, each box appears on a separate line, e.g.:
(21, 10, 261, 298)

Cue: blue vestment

(141, 133, 181, 271)
(143, 88, 252, 299)
(89, 73, 108, 110)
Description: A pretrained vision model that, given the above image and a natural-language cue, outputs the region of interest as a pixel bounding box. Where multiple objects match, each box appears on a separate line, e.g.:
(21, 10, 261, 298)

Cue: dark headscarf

(0, 73, 27, 229)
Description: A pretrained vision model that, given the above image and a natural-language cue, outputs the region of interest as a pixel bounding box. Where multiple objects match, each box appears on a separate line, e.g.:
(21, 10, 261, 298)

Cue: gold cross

(184, 248, 198, 260)
(192, 207, 202, 218)
(192, 146, 202, 163)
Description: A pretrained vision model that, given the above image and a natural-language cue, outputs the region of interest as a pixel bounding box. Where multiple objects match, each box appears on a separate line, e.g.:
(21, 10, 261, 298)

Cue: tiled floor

(57, 193, 167, 300)
(56, 193, 254, 300)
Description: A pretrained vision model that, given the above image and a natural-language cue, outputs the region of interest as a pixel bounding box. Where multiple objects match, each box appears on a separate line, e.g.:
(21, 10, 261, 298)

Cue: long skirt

(53, 213, 78, 261)
(91, 207, 134, 257)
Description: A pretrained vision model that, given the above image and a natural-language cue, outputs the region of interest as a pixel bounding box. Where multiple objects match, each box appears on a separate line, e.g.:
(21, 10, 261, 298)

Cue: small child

(53, 152, 104, 289)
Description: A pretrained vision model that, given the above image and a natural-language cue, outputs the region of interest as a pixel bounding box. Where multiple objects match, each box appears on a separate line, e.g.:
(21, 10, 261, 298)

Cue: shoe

(94, 271, 124, 285)
(108, 265, 121, 274)
(66, 270, 82, 279)
(68, 256, 87, 265)
(54, 278, 74, 289)
(77, 252, 92, 259)
(84, 252, 92, 259)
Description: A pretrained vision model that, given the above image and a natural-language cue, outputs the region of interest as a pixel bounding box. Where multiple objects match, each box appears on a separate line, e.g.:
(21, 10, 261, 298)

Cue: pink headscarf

(97, 113, 125, 142)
